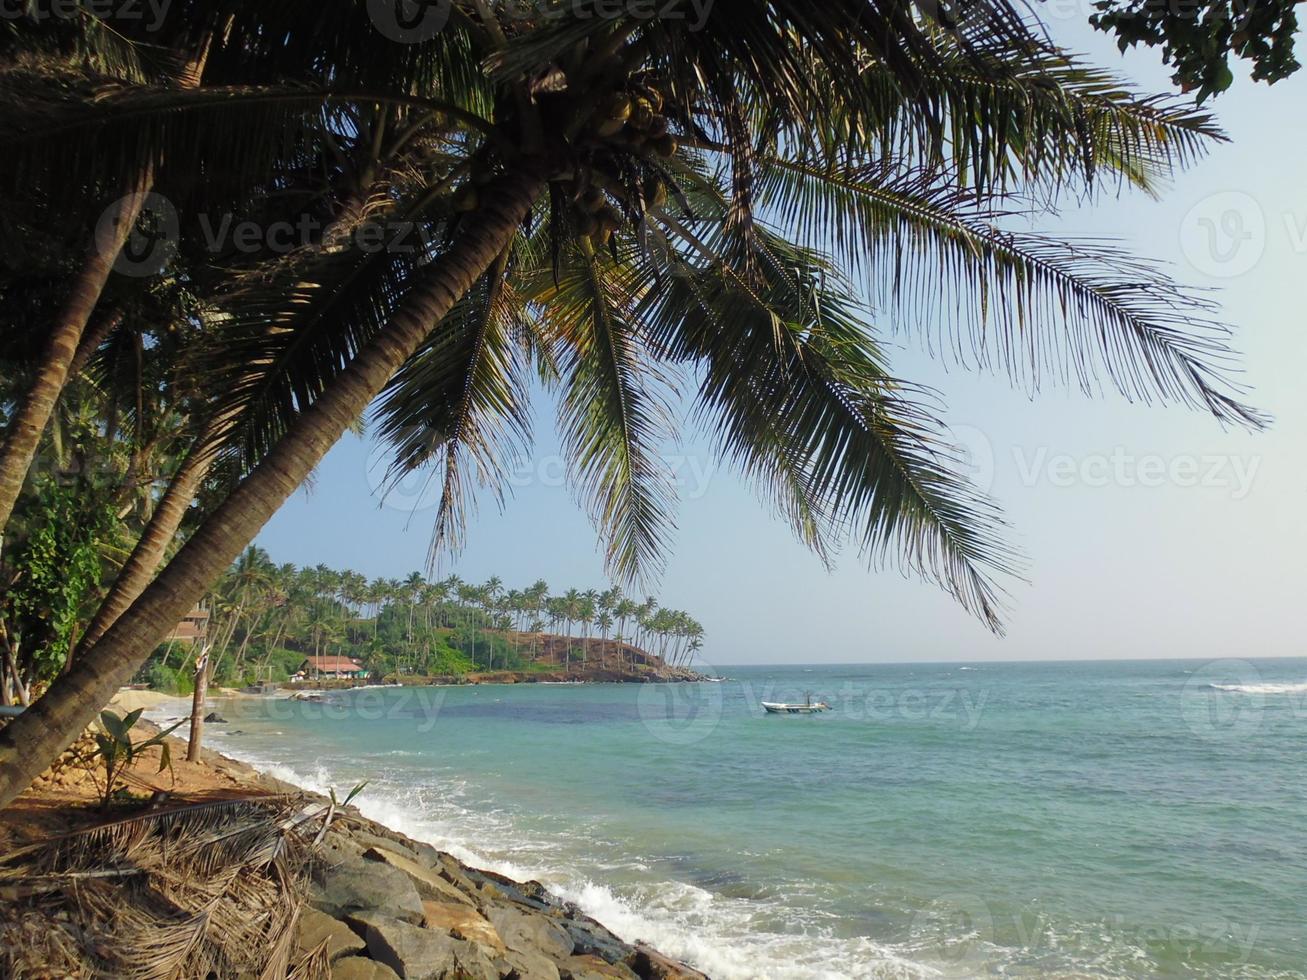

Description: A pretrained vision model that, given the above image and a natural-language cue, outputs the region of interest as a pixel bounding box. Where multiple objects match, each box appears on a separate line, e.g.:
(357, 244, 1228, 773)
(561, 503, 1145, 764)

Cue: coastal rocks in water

(628, 944, 710, 980)
(485, 904, 575, 961)
(203, 712, 228, 723)
(421, 901, 506, 955)
(345, 911, 498, 980)
(310, 855, 426, 925)
(331, 955, 402, 979)
(363, 846, 475, 907)
(560, 914, 630, 964)
(297, 906, 368, 962)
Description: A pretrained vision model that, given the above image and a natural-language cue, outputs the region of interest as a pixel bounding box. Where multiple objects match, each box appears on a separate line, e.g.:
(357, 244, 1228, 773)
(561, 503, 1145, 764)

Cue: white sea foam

(1208, 682, 1307, 695)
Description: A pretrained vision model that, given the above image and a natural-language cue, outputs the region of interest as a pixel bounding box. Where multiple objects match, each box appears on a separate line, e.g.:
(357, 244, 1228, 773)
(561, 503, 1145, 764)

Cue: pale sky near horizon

(257, 17, 1307, 667)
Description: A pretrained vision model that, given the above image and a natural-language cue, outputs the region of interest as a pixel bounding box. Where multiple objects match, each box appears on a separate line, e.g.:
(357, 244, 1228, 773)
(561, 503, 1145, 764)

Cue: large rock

(560, 955, 641, 980)
(348, 829, 433, 866)
(363, 847, 475, 907)
(495, 946, 562, 980)
(486, 905, 575, 961)
(421, 901, 505, 955)
(625, 944, 709, 980)
(297, 906, 367, 962)
(310, 856, 426, 925)
(332, 956, 401, 979)
(560, 915, 631, 964)
(344, 911, 497, 980)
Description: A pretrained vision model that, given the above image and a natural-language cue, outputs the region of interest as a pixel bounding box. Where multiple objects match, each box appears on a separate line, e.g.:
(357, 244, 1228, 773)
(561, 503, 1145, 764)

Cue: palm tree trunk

(0, 169, 545, 808)
(0, 180, 152, 541)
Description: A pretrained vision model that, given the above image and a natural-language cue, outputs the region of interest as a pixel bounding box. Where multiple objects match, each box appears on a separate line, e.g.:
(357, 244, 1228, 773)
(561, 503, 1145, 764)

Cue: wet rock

(625, 944, 709, 980)
(331, 956, 401, 979)
(485, 905, 575, 961)
(421, 900, 505, 955)
(203, 712, 228, 723)
(344, 911, 497, 980)
(465, 869, 559, 913)
(363, 847, 474, 907)
(559, 915, 631, 964)
(310, 856, 426, 925)
(296, 906, 367, 962)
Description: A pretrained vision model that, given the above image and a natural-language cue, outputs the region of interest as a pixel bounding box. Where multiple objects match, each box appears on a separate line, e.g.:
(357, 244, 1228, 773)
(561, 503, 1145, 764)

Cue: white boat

(762, 696, 830, 715)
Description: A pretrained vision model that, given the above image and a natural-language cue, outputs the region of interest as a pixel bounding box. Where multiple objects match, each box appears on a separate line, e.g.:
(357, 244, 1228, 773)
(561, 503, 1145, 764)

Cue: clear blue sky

(257, 20, 1307, 666)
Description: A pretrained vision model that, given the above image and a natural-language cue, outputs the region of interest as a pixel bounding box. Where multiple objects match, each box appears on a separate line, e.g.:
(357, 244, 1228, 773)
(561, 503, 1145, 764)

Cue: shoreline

(5, 692, 710, 980)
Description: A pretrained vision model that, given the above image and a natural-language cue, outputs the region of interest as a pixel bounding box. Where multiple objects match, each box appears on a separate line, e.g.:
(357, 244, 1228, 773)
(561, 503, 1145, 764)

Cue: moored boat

(761, 696, 830, 715)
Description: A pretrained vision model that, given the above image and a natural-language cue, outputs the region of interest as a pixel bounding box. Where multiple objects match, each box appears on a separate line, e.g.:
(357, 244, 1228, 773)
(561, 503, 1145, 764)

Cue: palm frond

(532, 242, 680, 586)
(372, 250, 537, 566)
(641, 215, 1019, 629)
(757, 159, 1263, 427)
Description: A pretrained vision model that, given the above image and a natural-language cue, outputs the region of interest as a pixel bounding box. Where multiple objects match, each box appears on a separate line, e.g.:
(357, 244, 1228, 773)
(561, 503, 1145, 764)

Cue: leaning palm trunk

(0, 170, 544, 808)
(0, 179, 151, 539)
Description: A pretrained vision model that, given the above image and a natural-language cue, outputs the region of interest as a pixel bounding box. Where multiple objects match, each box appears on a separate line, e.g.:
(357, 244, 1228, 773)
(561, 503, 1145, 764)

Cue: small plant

(83, 709, 184, 809)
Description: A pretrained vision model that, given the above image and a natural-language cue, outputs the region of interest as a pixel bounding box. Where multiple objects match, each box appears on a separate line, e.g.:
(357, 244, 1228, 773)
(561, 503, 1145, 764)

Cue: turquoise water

(174, 659, 1307, 978)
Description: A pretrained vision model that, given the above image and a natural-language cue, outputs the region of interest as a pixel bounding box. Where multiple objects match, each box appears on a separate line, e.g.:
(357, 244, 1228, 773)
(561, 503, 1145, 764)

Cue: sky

(257, 17, 1307, 667)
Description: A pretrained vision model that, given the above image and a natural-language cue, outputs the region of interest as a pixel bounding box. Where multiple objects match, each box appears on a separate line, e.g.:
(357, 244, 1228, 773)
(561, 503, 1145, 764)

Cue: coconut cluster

(560, 85, 677, 247)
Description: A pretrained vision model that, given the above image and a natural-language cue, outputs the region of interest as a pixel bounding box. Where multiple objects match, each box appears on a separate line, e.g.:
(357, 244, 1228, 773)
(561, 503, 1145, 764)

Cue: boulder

(495, 946, 562, 980)
(432, 855, 482, 896)
(320, 830, 369, 866)
(560, 915, 631, 964)
(297, 906, 367, 962)
(203, 712, 228, 723)
(485, 905, 575, 961)
(310, 856, 426, 925)
(625, 944, 708, 980)
(331, 956, 401, 980)
(421, 901, 506, 955)
(348, 829, 435, 866)
(344, 911, 498, 980)
(560, 955, 641, 980)
(363, 847, 474, 907)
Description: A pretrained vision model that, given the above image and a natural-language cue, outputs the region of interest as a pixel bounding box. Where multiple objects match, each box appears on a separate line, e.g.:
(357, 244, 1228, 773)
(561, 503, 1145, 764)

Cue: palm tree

(0, 2, 1262, 807)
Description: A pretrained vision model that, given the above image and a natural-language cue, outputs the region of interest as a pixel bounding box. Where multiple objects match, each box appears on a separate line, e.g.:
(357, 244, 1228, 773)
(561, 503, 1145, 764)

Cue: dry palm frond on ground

(0, 794, 330, 980)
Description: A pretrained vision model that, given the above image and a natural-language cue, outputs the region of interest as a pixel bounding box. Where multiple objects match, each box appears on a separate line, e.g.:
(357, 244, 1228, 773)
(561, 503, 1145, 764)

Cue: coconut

(631, 99, 655, 129)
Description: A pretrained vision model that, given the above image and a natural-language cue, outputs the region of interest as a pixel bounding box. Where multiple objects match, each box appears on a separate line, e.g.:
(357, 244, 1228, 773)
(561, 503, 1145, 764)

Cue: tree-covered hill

(138, 547, 706, 691)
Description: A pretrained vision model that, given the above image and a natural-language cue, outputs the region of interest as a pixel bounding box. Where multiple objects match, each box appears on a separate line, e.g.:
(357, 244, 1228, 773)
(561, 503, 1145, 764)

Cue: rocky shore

(1, 713, 711, 980)
(308, 808, 707, 980)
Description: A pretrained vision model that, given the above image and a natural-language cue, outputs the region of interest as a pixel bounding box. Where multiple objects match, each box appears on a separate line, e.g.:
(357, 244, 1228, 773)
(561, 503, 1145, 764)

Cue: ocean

(162, 659, 1307, 978)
